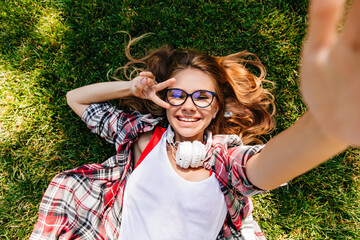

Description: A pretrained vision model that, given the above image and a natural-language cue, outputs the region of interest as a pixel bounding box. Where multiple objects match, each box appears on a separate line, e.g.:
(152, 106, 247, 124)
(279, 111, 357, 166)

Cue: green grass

(0, 0, 359, 239)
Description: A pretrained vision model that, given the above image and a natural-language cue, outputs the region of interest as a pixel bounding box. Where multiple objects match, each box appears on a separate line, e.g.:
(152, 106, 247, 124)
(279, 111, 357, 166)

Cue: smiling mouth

(177, 117, 200, 122)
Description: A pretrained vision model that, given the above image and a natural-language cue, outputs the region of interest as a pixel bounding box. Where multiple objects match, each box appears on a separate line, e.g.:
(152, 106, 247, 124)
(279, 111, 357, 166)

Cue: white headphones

(166, 125, 212, 169)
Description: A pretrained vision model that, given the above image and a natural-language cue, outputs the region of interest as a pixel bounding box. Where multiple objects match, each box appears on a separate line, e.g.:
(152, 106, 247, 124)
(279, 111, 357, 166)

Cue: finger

(132, 78, 147, 95)
(139, 71, 155, 79)
(154, 78, 176, 92)
(140, 77, 155, 86)
(340, 0, 360, 50)
(150, 94, 171, 109)
(307, 0, 346, 50)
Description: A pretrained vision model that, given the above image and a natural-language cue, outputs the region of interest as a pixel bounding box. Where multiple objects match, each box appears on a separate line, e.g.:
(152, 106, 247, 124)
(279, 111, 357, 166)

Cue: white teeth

(178, 117, 198, 122)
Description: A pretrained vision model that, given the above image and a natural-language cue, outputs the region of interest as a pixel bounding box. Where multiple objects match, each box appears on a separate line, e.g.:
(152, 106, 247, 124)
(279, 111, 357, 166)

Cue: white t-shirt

(119, 130, 228, 240)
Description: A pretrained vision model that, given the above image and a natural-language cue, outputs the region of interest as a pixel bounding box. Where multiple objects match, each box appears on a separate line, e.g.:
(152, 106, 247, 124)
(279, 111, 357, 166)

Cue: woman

(31, 0, 360, 239)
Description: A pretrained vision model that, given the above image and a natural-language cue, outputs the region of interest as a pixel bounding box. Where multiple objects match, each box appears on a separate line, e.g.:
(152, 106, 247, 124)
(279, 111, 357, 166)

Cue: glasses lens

(192, 90, 214, 107)
(167, 89, 187, 105)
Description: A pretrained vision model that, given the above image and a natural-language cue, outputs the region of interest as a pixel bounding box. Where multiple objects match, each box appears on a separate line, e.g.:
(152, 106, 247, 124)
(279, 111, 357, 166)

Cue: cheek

(203, 109, 217, 122)
(166, 109, 171, 121)
(166, 108, 176, 124)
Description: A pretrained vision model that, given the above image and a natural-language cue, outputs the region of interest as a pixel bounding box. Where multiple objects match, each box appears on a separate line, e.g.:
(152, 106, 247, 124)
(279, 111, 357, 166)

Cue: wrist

(116, 80, 133, 98)
(305, 111, 350, 149)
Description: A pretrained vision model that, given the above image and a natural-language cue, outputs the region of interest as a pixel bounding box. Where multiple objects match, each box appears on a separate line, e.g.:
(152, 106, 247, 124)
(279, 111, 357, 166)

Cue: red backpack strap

(134, 126, 166, 169)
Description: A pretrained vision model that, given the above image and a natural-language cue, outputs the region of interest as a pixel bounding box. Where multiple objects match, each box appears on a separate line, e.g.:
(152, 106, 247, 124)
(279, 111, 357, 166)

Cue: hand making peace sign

(130, 71, 176, 109)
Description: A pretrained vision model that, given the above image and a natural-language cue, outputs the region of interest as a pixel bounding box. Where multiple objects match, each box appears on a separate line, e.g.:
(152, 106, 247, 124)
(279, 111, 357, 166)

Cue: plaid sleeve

(81, 102, 161, 148)
(228, 144, 266, 197)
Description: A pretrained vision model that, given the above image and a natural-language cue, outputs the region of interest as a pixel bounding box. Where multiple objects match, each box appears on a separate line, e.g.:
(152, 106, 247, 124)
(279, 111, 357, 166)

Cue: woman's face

(166, 68, 219, 142)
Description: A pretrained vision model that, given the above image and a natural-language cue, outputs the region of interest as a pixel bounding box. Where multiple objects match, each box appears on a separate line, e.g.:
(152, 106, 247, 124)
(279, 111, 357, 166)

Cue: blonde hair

(112, 34, 275, 144)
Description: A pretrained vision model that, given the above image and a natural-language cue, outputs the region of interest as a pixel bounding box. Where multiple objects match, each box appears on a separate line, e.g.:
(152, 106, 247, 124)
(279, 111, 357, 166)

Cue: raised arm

(66, 72, 175, 117)
(66, 81, 132, 117)
(246, 0, 359, 190)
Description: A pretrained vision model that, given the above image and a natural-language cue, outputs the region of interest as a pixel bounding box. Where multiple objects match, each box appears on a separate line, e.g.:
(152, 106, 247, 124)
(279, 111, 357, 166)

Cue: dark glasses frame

(165, 88, 217, 108)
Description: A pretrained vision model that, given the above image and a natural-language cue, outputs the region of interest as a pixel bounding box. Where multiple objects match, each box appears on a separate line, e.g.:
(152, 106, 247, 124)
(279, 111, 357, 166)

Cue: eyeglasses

(165, 88, 217, 108)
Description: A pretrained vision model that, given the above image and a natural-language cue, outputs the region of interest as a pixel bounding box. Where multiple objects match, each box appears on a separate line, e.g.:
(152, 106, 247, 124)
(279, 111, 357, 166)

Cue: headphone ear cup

(190, 141, 206, 168)
(168, 125, 211, 169)
(176, 141, 192, 169)
(176, 141, 207, 168)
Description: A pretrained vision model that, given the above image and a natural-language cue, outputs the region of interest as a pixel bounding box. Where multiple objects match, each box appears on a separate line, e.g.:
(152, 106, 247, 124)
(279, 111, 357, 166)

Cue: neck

(174, 135, 204, 143)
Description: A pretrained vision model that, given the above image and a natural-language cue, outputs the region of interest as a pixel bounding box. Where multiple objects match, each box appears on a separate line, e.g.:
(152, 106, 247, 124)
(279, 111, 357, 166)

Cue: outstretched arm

(246, 111, 347, 190)
(66, 72, 175, 117)
(246, 0, 359, 190)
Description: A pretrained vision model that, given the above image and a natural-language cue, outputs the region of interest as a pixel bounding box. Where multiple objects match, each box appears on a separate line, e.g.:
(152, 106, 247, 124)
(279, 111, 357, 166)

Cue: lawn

(0, 0, 359, 239)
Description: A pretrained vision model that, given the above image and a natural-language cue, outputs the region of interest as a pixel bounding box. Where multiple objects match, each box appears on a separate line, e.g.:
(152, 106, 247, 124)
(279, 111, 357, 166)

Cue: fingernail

(141, 78, 146, 84)
(134, 83, 138, 87)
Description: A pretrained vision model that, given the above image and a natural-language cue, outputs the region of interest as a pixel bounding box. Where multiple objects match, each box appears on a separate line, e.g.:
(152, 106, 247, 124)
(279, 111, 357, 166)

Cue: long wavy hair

(112, 33, 275, 144)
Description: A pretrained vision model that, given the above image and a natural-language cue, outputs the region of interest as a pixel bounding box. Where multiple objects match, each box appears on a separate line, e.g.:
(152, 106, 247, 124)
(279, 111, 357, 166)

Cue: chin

(172, 126, 205, 142)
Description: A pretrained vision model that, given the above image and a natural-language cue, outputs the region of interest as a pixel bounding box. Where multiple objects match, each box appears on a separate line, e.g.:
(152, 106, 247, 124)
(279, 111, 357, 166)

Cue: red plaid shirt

(31, 103, 265, 240)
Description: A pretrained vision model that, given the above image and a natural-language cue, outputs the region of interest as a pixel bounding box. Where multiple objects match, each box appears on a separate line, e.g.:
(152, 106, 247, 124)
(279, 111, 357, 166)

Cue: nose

(181, 96, 197, 111)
